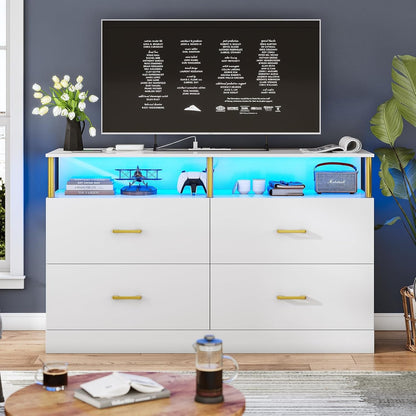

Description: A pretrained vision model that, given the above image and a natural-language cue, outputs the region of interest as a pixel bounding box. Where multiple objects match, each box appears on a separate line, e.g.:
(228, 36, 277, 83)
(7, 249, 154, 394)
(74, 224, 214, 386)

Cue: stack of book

(268, 180, 305, 196)
(65, 178, 115, 195)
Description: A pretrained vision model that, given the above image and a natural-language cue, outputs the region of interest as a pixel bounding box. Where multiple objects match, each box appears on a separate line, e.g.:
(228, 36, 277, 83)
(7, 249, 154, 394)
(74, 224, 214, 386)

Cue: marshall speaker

(314, 162, 357, 194)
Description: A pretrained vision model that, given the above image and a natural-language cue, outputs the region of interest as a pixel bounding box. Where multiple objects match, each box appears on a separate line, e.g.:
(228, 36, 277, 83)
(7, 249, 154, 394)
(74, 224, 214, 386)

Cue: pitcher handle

(222, 354, 239, 383)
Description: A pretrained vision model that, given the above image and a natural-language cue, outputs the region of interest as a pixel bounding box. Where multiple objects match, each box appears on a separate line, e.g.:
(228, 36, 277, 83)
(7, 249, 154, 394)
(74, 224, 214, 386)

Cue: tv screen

(102, 19, 320, 135)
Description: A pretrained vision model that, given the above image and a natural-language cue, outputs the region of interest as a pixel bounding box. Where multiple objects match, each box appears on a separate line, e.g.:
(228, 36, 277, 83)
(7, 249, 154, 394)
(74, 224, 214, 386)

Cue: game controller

(177, 171, 207, 195)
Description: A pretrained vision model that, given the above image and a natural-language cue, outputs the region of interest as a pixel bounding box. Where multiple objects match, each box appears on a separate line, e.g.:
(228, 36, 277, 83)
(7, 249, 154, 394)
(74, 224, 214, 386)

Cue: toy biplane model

(115, 166, 162, 195)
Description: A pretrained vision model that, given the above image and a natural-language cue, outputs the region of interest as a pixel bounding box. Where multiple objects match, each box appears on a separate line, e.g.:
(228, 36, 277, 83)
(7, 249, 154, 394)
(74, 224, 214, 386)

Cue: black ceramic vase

(64, 119, 85, 151)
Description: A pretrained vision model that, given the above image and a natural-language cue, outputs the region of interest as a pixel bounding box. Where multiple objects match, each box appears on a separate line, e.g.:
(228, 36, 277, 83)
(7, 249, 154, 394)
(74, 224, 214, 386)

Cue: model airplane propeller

(115, 166, 162, 195)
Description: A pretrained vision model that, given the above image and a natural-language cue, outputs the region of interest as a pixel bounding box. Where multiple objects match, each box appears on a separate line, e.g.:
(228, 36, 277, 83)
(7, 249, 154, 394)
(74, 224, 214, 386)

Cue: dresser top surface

(46, 148, 374, 158)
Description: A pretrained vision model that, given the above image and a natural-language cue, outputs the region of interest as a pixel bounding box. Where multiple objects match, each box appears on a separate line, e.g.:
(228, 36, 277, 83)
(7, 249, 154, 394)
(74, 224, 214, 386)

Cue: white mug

(232, 179, 251, 194)
(252, 179, 266, 194)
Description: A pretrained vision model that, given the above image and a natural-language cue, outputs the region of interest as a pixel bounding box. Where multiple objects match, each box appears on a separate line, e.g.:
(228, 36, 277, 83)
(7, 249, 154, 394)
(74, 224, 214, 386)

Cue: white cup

(252, 179, 266, 194)
(232, 179, 251, 194)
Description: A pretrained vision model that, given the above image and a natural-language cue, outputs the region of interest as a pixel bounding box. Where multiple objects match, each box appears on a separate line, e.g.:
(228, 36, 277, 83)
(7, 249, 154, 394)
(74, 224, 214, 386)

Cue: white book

(300, 136, 362, 153)
(74, 373, 170, 409)
(80, 372, 165, 399)
(67, 178, 113, 184)
(66, 184, 114, 190)
(64, 190, 115, 195)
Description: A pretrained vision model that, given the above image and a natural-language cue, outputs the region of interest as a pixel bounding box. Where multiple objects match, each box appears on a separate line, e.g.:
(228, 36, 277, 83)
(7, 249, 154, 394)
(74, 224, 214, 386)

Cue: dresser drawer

(47, 264, 209, 329)
(211, 198, 373, 263)
(46, 198, 209, 263)
(211, 264, 373, 330)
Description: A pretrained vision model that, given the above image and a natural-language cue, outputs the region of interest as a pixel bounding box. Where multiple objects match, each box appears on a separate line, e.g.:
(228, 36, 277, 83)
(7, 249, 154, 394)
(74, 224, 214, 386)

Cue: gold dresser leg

(207, 157, 213, 198)
(48, 157, 56, 198)
(365, 157, 372, 198)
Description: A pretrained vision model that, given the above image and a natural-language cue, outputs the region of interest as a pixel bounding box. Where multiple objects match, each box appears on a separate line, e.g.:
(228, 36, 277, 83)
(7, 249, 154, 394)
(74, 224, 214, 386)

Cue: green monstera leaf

(370, 98, 403, 146)
(392, 55, 416, 127)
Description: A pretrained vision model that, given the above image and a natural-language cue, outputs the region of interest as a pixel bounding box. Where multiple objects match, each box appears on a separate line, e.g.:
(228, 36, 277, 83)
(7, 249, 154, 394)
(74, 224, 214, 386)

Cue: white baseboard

(1, 313, 46, 330)
(0, 313, 406, 331)
(374, 313, 405, 331)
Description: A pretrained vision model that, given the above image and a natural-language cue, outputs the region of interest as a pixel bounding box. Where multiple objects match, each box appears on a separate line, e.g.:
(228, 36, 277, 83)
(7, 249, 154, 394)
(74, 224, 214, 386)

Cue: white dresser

(45, 148, 374, 353)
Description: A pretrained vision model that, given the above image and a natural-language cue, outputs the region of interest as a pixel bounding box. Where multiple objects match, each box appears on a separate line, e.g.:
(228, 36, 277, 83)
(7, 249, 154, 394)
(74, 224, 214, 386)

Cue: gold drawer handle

(277, 295, 307, 300)
(277, 229, 307, 234)
(112, 229, 142, 234)
(112, 295, 143, 300)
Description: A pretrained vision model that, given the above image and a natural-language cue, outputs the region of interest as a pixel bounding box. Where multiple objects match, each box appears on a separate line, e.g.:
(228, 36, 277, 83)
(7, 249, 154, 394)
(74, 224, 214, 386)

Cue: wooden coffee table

(5, 372, 245, 415)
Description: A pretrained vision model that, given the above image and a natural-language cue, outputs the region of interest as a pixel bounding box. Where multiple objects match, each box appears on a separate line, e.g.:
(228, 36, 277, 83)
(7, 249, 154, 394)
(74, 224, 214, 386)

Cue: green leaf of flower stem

(375, 216, 401, 230)
(370, 98, 403, 146)
(375, 147, 415, 170)
(379, 155, 395, 196)
(84, 114, 93, 127)
(392, 55, 416, 127)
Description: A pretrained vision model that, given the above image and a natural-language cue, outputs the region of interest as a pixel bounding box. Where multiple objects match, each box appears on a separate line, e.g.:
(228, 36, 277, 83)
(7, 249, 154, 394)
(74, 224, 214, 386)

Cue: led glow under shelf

(208, 189, 367, 198)
(54, 154, 367, 193)
(53, 189, 208, 198)
(53, 189, 367, 198)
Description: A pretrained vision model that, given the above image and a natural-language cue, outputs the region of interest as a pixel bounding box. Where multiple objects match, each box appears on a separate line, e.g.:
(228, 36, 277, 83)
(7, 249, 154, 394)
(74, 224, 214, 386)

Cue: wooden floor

(1, 331, 416, 371)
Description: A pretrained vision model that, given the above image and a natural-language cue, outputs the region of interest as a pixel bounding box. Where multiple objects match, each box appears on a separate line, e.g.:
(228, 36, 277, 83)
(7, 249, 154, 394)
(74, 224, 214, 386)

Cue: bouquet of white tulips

(32, 75, 99, 137)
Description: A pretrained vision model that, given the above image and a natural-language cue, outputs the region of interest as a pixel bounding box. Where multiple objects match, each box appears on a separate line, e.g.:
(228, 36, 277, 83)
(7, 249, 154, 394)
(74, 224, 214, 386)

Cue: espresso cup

(35, 362, 68, 391)
(232, 179, 250, 194)
(252, 179, 266, 194)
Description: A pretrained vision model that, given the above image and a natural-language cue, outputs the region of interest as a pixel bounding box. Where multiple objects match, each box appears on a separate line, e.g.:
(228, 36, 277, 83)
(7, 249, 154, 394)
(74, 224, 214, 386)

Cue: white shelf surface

(52, 189, 367, 198)
(46, 148, 374, 159)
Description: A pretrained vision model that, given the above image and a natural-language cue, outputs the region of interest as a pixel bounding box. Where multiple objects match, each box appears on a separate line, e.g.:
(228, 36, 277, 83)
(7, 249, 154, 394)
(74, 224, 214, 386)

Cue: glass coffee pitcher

(193, 334, 239, 404)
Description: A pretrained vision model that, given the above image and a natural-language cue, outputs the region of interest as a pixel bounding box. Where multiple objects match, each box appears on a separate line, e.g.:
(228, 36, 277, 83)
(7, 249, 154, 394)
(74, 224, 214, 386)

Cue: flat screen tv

(102, 19, 320, 135)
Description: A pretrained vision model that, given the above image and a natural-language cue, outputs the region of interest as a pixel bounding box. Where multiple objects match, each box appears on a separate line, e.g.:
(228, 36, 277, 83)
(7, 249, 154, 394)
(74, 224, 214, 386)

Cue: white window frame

(0, 0, 25, 288)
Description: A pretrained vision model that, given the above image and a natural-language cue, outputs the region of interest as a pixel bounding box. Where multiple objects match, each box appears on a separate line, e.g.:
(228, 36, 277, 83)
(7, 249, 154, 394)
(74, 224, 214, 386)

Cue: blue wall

(1, 0, 416, 312)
